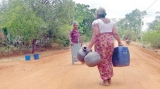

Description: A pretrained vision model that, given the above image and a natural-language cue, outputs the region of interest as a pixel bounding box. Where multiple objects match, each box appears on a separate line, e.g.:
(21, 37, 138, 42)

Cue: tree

(74, 3, 96, 41)
(29, 0, 75, 46)
(0, 0, 97, 56)
(147, 11, 160, 30)
(0, 0, 46, 48)
(116, 9, 147, 40)
(142, 11, 160, 48)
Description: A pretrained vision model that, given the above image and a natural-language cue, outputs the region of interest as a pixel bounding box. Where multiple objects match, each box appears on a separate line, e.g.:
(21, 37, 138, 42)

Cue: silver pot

(77, 47, 88, 62)
(84, 51, 101, 67)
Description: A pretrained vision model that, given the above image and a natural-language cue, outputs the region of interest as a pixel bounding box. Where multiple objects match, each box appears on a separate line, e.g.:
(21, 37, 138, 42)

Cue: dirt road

(0, 43, 160, 89)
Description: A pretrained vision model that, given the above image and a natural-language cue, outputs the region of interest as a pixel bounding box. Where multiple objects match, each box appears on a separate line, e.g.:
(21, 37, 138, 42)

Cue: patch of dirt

(0, 42, 160, 89)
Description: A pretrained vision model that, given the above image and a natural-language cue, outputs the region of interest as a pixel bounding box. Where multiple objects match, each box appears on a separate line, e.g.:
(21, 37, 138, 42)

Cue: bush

(121, 30, 138, 41)
(142, 30, 160, 48)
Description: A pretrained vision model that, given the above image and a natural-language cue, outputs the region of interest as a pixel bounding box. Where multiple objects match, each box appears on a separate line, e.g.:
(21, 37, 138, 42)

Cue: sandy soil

(0, 43, 160, 89)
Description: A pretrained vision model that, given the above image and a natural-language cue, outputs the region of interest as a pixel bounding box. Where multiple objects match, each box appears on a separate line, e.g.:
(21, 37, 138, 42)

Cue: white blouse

(92, 19, 114, 33)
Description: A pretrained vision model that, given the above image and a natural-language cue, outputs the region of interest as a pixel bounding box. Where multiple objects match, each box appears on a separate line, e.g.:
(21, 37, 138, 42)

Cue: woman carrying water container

(87, 7, 123, 86)
(69, 21, 83, 64)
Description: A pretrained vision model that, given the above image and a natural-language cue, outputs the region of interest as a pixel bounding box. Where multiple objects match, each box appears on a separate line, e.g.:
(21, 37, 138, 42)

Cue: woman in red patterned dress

(87, 7, 123, 86)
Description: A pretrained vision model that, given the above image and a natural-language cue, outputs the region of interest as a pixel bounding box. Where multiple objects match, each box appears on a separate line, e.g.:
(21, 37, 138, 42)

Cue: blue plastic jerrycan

(112, 46, 130, 67)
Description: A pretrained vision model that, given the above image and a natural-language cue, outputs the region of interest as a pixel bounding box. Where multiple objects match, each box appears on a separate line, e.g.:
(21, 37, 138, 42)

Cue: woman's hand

(86, 46, 92, 51)
(118, 42, 123, 46)
(70, 42, 73, 46)
(86, 46, 92, 54)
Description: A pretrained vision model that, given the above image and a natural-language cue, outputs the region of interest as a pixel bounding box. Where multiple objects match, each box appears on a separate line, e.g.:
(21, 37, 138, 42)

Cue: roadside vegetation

(0, 0, 159, 57)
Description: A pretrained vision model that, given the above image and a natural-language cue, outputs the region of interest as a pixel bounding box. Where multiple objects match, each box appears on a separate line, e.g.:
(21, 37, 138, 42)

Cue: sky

(73, 0, 160, 30)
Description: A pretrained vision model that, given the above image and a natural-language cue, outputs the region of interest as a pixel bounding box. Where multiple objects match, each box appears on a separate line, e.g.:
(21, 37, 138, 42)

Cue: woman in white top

(87, 7, 123, 86)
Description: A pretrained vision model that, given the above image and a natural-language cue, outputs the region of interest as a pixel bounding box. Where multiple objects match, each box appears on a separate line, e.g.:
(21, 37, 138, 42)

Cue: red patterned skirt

(95, 33, 114, 81)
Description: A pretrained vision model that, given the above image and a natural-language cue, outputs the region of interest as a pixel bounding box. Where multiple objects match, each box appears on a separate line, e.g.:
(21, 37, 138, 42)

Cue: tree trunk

(32, 39, 36, 54)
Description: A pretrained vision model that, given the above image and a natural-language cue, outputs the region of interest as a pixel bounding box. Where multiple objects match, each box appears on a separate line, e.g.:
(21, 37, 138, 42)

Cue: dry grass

(131, 41, 160, 55)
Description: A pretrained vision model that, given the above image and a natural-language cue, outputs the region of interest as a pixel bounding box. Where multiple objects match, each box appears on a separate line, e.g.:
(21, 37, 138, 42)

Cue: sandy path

(0, 43, 160, 89)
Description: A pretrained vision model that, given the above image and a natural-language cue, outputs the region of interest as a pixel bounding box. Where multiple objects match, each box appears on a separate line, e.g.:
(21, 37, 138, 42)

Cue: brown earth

(0, 42, 160, 89)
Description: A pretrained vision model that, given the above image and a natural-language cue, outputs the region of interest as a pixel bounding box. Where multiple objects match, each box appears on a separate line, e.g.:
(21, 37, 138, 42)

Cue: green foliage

(123, 30, 138, 41)
(116, 9, 147, 41)
(30, 0, 75, 46)
(0, 0, 96, 56)
(56, 25, 72, 46)
(2, 27, 8, 36)
(74, 3, 96, 42)
(0, 0, 47, 46)
(143, 30, 160, 48)
(147, 11, 160, 30)
(144, 11, 160, 48)
(0, 0, 75, 47)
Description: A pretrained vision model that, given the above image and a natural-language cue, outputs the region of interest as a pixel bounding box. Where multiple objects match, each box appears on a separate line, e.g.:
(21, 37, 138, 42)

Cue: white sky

(73, 0, 160, 30)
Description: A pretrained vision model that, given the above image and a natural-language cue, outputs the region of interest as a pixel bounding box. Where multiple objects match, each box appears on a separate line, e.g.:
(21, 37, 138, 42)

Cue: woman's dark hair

(98, 13, 106, 18)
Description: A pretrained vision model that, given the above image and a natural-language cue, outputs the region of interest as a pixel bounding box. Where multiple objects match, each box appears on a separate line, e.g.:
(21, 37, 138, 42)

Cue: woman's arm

(112, 25, 123, 46)
(69, 32, 73, 46)
(87, 25, 100, 50)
